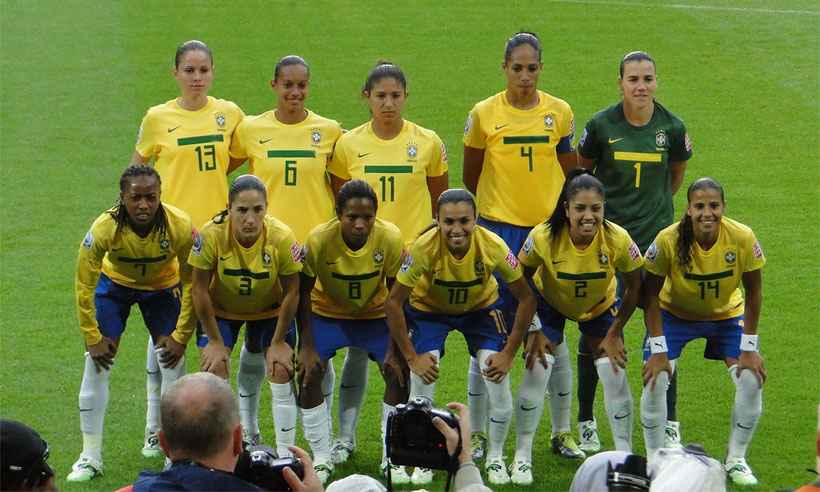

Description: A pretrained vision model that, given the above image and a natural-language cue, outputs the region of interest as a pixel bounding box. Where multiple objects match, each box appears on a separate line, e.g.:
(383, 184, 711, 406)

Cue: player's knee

(645, 370, 670, 394)
(735, 368, 761, 392)
(270, 365, 292, 384)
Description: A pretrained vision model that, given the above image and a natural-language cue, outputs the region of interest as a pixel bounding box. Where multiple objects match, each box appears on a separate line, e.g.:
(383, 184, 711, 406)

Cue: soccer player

(385, 189, 536, 486)
(516, 170, 644, 480)
(327, 60, 449, 464)
(640, 177, 765, 486)
(296, 180, 408, 484)
(577, 50, 693, 453)
(462, 31, 580, 463)
(228, 54, 343, 446)
(68, 165, 195, 482)
(131, 40, 245, 457)
(188, 175, 302, 460)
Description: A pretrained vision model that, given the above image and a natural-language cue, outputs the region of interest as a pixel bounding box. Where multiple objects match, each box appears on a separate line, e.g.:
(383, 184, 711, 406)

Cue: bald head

(161, 372, 239, 461)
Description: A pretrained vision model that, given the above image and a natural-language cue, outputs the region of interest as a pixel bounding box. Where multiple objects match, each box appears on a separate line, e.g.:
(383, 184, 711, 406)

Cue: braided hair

(111, 165, 167, 235)
(675, 178, 725, 271)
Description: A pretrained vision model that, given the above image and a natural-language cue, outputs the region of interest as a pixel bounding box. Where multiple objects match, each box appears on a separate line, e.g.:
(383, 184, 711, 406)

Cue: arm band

(740, 334, 759, 352)
(648, 336, 668, 354)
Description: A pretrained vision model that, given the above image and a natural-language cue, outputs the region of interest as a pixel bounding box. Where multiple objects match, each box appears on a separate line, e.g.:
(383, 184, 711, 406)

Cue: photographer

(429, 402, 492, 492)
(1, 419, 57, 492)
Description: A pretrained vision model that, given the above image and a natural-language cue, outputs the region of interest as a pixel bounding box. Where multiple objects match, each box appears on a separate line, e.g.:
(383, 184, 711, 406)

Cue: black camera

(386, 396, 460, 471)
(234, 444, 304, 491)
(606, 454, 650, 491)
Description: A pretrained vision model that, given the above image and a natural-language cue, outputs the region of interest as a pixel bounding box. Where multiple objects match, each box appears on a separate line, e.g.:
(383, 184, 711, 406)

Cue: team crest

(645, 242, 658, 262)
(400, 254, 413, 273)
(311, 129, 321, 144)
(598, 253, 609, 266)
(263, 251, 272, 266)
(544, 114, 554, 129)
(628, 242, 641, 261)
(505, 251, 519, 269)
(192, 229, 202, 255)
(724, 251, 737, 264)
(407, 143, 418, 159)
(289, 242, 304, 263)
(215, 113, 226, 129)
(82, 230, 94, 249)
(373, 248, 384, 264)
(159, 238, 170, 251)
(522, 236, 534, 255)
(655, 129, 667, 148)
(474, 259, 485, 276)
(752, 241, 764, 259)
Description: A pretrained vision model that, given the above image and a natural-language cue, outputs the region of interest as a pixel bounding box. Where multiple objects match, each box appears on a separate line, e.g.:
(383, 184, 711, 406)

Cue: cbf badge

(311, 129, 321, 144)
(373, 248, 384, 265)
(599, 253, 609, 266)
(655, 129, 667, 148)
(159, 238, 170, 251)
(215, 113, 226, 129)
(474, 259, 485, 276)
(725, 251, 737, 265)
(263, 251, 272, 266)
(544, 114, 554, 129)
(407, 143, 418, 160)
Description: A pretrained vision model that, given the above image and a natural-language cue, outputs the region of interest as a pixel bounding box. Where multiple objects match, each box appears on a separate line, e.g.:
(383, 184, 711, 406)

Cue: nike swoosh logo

(654, 342, 663, 347)
(520, 405, 537, 411)
(489, 418, 507, 424)
(558, 392, 570, 397)
(325, 261, 337, 265)
(238, 392, 256, 398)
(467, 392, 483, 397)
(111, 248, 123, 252)
(339, 384, 359, 389)
(259, 138, 272, 144)
(79, 408, 93, 412)
(357, 152, 371, 158)
(614, 412, 631, 420)
(608, 137, 624, 144)
(495, 124, 509, 130)
(146, 370, 160, 375)
(280, 426, 296, 432)
(552, 260, 566, 265)
(219, 255, 232, 261)
(737, 423, 753, 430)
(641, 422, 658, 429)
(167, 125, 181, 133)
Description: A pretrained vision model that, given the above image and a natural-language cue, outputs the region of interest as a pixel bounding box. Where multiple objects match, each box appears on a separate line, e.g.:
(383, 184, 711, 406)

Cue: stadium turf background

(1, 1, 818, 490)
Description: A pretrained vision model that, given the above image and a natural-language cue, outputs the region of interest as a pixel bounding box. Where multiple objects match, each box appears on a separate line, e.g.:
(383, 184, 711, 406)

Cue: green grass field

(1, 1, 818, 490)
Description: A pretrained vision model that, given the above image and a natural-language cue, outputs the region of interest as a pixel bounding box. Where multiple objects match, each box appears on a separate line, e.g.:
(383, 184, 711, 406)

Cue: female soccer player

(640, 177, 765, 486)
(327, 60, 449, 463)
(462, 31, 580, 463)
(188, 175, 302, 459)
(68, 165, 195, 482)
(385, 189, 536, 486)
(228, 54, 343, 446)
(576, 50, 693, 453)
(131, 40, 245, 457)
(516, 170, 644, 483)
(296, 180, 408, 484)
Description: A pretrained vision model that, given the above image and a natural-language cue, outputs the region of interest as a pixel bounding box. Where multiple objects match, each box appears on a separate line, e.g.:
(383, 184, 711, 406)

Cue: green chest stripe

(503, 136, 549, 144)
(117, 255, 167, 263)
(177, 134, 224, 146)
(434, 278, 483, 288)
(364, 165, 413, 174)
(556, 271, 607, 280)
(267, 150, 316, 158)
(683, 269, 733, 281)
(223, 268, 270, 279)
(331, 271, 380, 281)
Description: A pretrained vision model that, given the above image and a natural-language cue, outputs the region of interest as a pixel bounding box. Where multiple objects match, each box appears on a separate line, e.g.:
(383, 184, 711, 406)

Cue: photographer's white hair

(570, 451, 632, 492)
(325, 474, 386, 492)
(649, 448, 726, 492)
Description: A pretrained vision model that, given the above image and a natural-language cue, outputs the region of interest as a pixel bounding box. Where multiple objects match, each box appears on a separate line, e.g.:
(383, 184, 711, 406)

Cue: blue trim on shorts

(196, 317, 296, 351)
(309, 314, 389, 364)
(404, 303, 507, 358)
(642, 310, 743, 361)
(94, 273, 180, 341)
(534, 289, 621, 344)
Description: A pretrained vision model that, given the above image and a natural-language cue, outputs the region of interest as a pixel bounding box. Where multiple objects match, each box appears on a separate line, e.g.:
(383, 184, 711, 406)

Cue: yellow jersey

(463, 90, 574, 227)
(188, 214, 302, 320)
(328, 120, 448, 244)
(230, 109, 343, 242)
(519, 221, 643, 321)
(397, 226, 522, 315)
(75, 204, 196, 346)
(644, 217, 765, 321)
(135, 96, 245, 227)
(302, 218, 404, 319)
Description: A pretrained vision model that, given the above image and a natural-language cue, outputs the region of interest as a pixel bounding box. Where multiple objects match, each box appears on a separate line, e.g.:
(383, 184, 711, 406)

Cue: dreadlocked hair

(676, 177, 725, 271)
(111, 165, 167, 235)
(546, 168, 608, 245)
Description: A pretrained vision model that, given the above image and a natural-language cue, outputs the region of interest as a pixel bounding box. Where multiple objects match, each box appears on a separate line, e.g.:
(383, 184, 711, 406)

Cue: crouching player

(69, 165, 195, 482)
(296, 180, 409, 485)
(640, 177, 765, 486)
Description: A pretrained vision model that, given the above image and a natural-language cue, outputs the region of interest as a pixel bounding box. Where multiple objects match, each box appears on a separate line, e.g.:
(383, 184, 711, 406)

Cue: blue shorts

(309, 314, 389, 364)
(477, 216, 533, 324)
(405, 303, 507, 358)
(535, 290, 620, 345)
(196, 317, 296, 351)
(643, 310, 743, 361)
(94, 274, 180, 341)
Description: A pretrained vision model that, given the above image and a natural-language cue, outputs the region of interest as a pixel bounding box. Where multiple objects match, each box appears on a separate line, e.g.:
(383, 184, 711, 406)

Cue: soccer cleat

(578, 419, 602, 454)
(552, 432, 586, 460)
(725, 458, 758, 486)
(142, 430, 163, 458)
(381, 461, 411, 485)
(470, 431, 488, 462)
(509, 460, 533, 485)
(410, 466, 434, 485)
(314, 462, 333, 485)
(242, 430, 262, 448)
(330, 439, 355, 465)
(664, 420, 683, 449)
(66, 456, 103, 482)
(485, 457, 511, 485)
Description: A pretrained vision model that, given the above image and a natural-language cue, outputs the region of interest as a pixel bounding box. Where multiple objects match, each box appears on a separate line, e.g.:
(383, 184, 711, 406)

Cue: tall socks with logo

(79, 353, 109, 461)
(548, 342, 573, 435)
(337, 347, 368, 445)
(145, 338, 161, 434)
(728, 365, 762, 460)
(237, 346, 265, 438)
(595, 358, 634, 452)
(270, 382, 297, 457)
(467, 356, 488, 435)
(514, 353, 555, 462)
(478, 349, 513, 461)
(640, 369, 669, 459)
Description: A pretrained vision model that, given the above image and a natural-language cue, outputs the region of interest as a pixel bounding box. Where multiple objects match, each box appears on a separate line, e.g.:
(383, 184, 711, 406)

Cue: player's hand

(737, 351, 767, 387)
(87, 336, 117, 372)
(282, 445, 324, 492)
(524, 330, 554, 370)
(642, 353, 672, 390)
(408, 352, 439, 384)
(599, 332, 627, 373)
(268, 341, 294, 382)
(483, 351, 513, 383)
(200, 341, 229, 378)
(156, 335, 186, 369)
(297, 346, 321, 389)
(383, 347, 408, 388)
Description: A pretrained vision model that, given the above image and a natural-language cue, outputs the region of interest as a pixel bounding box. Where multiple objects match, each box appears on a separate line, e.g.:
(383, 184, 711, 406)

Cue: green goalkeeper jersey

(578, 101, 692, 251)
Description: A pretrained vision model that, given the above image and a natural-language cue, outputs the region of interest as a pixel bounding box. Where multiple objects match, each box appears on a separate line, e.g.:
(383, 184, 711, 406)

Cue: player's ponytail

(676, 177, 725, 270)
(112, 165, 167, 236)
(362, 60, 407, 95)
(546, 169, 607, 245)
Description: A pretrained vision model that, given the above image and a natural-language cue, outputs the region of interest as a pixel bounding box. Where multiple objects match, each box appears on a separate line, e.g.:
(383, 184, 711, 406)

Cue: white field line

(547, 0, 820, 16)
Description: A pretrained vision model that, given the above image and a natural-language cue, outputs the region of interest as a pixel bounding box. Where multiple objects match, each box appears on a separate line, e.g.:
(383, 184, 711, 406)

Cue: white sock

(79, 353, 110, 461)
(303, 401, 331, 465)
(322, 361, 335, 438)
(409, 350, 439, 402)
(479, 349, 512, 460)
(270, 382, 297, 458)
(595, 358, 634, 452)
(548, 341, 572, 434)
(467, 356, 488, 434)
(515, 353, 555, 462)
(237, 347, 266, 437)
(640, 369, 669, 459)
(338, 347, 368, 445)
(727, 364, 762, 460)
(381, 402, 396, 462)
(156, 348, 186, 394)
(145, 338, 161, 434)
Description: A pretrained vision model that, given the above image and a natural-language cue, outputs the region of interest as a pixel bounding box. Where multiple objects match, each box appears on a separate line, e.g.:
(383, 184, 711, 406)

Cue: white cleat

(578, 419, 602, 454)
(66, 456, 103, 482)
(142, 430, 163, 458)
(314, 461, 333, 485)
(725, 458, 758, 486)
(509, 459, 533, 485)
(330, 439, 355, 465)
(381, 461, 411, 485)
(410, 466, 434, 485)
(664, 420, 683, 449)
(485, 457, 511, 485)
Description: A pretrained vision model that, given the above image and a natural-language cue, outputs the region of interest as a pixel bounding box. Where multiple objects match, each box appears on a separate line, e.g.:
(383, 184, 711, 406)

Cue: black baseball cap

(1, 419, 53, 490)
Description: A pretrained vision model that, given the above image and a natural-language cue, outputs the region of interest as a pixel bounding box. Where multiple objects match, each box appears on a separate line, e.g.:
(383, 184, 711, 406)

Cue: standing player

(188, 175, 302, 459)
(515, 171, 644, 483)
(640, 178, 765, 486)
(577, 50, 693, 452)
(296, 180, 408, 484)
(327, 61, 449, 464)
(67, 165, 195, 482)
(131, 40, 245, 457)
(229, 54, 342, 446)
(462, 31, 580, 461)
(385, 189, 536, 486)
